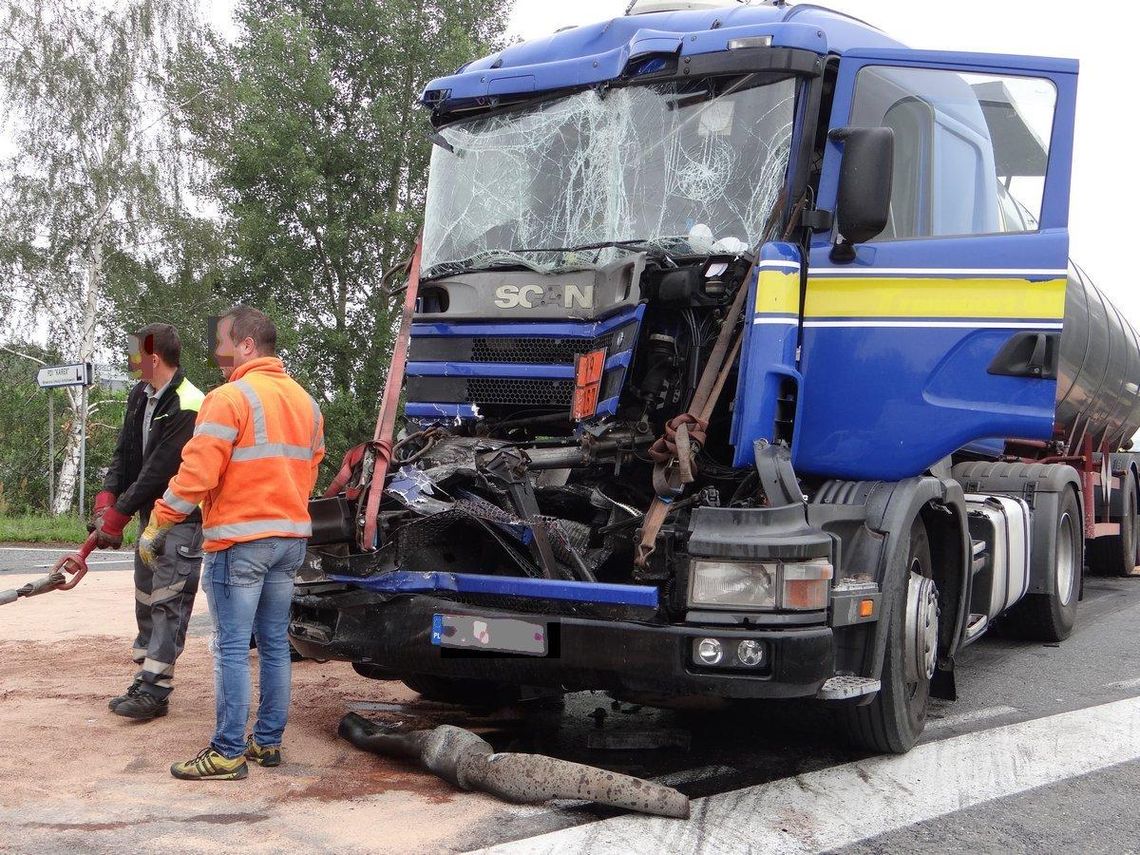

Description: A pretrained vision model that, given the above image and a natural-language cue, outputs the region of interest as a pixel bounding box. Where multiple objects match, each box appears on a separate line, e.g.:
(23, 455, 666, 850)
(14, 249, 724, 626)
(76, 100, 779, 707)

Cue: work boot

(108, 679, 142, 711)
(112, 690, 169, 720)
(170, 746, 248, 781)
(244, 737, 282, 767)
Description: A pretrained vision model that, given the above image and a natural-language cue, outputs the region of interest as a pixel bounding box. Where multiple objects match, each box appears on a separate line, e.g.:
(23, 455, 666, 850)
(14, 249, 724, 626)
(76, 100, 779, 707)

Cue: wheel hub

(904, 572, 939, 684)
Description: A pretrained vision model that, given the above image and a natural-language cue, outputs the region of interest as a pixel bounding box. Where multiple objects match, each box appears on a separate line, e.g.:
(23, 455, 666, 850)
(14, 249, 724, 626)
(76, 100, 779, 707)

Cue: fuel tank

(1055, 264, 1140, 453)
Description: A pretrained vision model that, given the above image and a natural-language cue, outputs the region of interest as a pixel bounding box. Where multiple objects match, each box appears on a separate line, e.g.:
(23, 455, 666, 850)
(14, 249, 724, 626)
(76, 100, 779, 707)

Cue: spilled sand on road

(0, 568, 507, 853)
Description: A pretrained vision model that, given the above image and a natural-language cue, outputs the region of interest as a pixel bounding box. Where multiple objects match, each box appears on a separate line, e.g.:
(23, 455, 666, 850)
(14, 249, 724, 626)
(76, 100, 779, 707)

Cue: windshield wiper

(427, 130, 456, 154)
(422, 249, 552, 280)
(511, 239, 660, 254)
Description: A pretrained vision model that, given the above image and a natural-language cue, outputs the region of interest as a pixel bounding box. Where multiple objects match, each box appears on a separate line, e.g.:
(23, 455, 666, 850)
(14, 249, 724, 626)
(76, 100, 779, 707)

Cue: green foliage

(0, 514, 138, 545)
(174, 0, 512, 484)
(0, 0, 514, 511)
(0, 343, 127, 515)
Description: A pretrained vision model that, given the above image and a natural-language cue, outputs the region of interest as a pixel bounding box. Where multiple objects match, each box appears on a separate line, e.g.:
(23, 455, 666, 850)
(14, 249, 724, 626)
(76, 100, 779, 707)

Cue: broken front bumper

(289, 584, 834, 700)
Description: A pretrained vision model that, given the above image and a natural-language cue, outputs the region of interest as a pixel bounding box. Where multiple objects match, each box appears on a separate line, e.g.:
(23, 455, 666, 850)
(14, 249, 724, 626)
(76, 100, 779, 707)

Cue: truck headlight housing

(688, 558, 832, 611)
(689, 559, 777, 609)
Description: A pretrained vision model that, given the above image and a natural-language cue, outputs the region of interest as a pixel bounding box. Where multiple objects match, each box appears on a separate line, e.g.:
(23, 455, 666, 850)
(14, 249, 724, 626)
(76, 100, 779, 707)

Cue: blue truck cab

(291, 2, 1140, 754)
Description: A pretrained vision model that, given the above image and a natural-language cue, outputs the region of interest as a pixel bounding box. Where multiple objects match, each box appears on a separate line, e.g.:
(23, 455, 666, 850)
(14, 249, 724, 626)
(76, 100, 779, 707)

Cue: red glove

(94, 505, 131, 550)
(87, 491, 116, 533)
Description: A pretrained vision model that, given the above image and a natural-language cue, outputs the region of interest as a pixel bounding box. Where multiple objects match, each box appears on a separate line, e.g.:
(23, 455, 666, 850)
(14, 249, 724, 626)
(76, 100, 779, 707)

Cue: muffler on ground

(338, 712, 690, 819)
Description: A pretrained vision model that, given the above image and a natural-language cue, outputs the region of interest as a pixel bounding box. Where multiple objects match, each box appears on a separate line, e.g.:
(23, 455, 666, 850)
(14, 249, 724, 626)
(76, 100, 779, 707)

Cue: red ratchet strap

(359, 239, 423, 551)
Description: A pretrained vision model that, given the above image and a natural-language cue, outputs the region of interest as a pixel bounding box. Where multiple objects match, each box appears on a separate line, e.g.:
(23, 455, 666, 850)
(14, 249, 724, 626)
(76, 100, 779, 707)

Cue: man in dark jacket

(91, 323, 206, 720)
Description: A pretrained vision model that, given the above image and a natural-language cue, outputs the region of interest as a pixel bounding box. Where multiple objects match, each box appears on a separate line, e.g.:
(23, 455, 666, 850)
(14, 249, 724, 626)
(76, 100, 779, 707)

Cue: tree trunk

(52, 205, 105, 516)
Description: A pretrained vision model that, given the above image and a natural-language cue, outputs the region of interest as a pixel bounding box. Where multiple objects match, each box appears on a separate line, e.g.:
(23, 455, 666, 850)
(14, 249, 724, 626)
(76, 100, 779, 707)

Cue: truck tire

(1089, 473, 1140, 577)
(1004, 487, 1082, 641)
(843, 517, 936, 754)
(401, 674, 521, 708)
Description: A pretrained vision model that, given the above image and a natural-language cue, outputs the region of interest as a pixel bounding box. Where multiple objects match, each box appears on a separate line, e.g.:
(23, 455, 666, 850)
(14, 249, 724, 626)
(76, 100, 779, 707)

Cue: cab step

(817, 675, 881, 700)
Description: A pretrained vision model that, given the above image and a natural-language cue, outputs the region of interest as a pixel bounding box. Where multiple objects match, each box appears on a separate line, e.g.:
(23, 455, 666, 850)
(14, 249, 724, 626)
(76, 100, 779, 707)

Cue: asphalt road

(0, 544, 134, 574)
(455, 574, 1140, 853)
(5, 548, 1139, 853)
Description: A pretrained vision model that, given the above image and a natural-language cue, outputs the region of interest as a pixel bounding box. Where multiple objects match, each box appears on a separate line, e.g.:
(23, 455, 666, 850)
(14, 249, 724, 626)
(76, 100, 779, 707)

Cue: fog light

(737, 639, 765, 667)
(695, 637, 723, 666)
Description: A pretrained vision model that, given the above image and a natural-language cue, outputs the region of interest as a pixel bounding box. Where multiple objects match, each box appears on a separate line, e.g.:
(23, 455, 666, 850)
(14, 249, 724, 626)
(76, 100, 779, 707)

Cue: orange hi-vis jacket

(153, 356, 325, 552)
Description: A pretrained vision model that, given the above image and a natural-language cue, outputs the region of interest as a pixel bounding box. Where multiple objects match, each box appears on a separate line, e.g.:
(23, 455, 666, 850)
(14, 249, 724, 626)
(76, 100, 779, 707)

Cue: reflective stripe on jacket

(153, 356, 325, 551)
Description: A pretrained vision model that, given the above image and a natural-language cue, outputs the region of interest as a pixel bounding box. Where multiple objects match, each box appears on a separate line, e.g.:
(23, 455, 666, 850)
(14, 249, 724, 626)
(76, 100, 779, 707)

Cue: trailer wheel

(843, 516, 937, 754)
(1006, 487, 1082, 641)
(401, 674, 521, 708)
(1089, 473, 1140, 577)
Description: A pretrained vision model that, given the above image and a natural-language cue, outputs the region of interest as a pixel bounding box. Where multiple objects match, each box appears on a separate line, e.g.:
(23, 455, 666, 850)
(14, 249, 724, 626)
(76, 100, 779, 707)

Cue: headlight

(688, 558, 832, 611)
(688, 560, 777, 609)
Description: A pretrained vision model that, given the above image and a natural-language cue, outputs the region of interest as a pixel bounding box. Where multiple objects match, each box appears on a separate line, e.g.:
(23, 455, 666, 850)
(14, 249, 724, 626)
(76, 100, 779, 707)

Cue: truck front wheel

(842, 516, 937, 754)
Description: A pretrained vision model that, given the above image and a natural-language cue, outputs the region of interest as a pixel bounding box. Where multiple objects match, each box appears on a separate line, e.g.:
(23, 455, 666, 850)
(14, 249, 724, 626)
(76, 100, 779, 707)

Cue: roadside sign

(36, 363, 93, 389)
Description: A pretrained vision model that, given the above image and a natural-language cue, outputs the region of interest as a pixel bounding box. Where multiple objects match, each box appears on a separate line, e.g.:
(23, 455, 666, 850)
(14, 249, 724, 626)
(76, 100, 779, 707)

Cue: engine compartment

(311, 249, 765, 605)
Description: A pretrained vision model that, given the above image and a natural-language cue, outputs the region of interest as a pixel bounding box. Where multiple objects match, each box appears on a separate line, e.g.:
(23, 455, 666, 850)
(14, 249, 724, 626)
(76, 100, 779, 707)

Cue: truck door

(796, 49, 1078, 480)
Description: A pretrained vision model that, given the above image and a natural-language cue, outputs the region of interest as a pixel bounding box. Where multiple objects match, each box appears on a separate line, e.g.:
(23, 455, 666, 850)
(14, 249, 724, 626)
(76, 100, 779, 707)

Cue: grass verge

(0, 514, 139, 545)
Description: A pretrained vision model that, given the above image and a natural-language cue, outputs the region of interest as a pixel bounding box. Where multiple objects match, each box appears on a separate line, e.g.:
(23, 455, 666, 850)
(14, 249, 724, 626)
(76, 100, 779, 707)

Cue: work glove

(137, 511, 175, 568)
(93, 506, 131, 550)
(87, 491, 116, 534)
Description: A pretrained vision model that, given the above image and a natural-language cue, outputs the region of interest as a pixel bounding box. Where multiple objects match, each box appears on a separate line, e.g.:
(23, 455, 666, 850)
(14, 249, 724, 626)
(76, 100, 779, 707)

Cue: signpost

(36, 363, 95, 515)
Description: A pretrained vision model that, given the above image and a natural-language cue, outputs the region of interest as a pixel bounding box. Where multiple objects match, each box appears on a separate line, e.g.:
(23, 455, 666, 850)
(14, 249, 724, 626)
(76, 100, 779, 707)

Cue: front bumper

(290, 587, 834, 700)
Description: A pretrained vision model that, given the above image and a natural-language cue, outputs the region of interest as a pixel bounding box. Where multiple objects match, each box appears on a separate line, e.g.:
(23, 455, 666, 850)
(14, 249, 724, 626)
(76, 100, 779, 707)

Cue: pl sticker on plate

(431, 613, 548, 656)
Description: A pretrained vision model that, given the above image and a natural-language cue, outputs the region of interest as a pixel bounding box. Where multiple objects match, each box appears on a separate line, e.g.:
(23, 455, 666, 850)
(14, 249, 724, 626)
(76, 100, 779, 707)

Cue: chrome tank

(1055, 264, 1140, 453)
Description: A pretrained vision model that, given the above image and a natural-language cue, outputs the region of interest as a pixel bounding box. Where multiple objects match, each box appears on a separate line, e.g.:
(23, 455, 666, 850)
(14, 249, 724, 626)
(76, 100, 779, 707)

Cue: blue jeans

(203, 537, 306, 759)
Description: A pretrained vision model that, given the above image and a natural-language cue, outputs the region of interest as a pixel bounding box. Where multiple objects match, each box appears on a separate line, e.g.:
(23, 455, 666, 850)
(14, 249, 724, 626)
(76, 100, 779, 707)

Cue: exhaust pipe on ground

(338, 712, 690, 819)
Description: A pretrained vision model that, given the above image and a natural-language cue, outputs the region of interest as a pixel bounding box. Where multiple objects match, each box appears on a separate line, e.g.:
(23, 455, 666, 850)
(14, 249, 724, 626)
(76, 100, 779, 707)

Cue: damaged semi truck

(289, 0, 1140, 753)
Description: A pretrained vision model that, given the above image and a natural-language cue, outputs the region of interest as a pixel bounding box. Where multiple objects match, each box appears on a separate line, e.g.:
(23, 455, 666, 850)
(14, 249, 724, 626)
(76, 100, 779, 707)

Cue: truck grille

(405, 309, 643, 421)
(467, 378, 574, 406)
(471, 333, 616, 364)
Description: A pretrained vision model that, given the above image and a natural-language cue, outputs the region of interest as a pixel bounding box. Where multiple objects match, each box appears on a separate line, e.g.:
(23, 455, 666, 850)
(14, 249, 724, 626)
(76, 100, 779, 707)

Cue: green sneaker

(244, 736, 282, 767)
(170, 746, 248, 781)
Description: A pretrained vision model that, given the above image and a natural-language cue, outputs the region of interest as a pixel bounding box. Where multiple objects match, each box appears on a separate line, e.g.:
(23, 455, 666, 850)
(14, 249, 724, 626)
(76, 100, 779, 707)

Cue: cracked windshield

(422, 75, 796, 278)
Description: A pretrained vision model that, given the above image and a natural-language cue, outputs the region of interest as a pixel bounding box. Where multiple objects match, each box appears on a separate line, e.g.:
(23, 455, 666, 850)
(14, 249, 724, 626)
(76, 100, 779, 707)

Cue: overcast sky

(23, 0, 1140, 330)
(506, 0, 1139, 323)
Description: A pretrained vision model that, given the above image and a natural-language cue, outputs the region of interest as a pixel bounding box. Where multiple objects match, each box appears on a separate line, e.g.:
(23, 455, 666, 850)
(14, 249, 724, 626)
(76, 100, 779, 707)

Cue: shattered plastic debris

(388, 466, 436, 503)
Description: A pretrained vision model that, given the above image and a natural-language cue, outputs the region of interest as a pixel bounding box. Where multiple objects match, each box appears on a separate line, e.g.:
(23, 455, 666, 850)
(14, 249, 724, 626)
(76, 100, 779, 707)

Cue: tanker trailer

(290, 1, 1140, 754)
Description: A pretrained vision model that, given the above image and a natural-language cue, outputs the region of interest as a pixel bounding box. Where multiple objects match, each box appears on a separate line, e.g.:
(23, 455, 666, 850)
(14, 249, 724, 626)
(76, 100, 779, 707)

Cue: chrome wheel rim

(1056, 511, 1076, 606)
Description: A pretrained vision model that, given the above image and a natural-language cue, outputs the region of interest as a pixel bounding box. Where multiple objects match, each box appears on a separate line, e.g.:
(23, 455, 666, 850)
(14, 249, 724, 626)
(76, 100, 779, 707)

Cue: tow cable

(0, 532, 97, 606)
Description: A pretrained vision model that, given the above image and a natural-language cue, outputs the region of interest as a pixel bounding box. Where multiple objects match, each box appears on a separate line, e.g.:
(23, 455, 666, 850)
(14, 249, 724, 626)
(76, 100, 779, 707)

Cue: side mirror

(829, 126, 894, 263)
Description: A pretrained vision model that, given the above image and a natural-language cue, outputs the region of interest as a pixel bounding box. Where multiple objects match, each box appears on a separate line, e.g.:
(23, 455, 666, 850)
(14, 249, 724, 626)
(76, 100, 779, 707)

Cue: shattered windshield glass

(422, 76, 797, 278)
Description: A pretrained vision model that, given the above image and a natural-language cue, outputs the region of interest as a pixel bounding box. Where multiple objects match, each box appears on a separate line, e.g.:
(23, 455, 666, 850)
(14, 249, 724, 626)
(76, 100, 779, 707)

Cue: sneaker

(112, 690, 169, 720)
(170, 746, 248, 781)
(244, 737, 282, 767)
(108, 679, 142, 711)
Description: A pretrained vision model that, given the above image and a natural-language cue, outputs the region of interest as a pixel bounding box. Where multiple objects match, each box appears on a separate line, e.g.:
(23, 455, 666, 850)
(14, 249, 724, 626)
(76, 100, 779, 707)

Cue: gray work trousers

(131, 521, 203, 698)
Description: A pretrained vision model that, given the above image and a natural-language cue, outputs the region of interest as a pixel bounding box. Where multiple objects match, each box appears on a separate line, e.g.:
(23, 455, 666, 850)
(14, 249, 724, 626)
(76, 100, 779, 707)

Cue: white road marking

(0, 546, 93, 552)
(478, 695, 1140, 855)
(924, 705, 1019, 731)
(1103, 677, 1140, 691)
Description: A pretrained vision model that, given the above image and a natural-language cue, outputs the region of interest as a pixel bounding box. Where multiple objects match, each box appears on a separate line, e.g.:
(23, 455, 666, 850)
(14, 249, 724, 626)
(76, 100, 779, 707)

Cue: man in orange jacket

(140, 305, 324, 781)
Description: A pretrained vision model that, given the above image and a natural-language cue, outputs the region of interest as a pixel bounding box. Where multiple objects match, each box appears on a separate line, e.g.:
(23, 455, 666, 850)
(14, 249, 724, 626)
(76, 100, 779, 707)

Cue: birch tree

(0, 0, 211, 514)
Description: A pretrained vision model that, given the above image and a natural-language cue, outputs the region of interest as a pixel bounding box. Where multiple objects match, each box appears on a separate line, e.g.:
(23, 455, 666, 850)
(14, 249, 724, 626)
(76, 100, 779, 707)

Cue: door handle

(988, 331, 1059, 379)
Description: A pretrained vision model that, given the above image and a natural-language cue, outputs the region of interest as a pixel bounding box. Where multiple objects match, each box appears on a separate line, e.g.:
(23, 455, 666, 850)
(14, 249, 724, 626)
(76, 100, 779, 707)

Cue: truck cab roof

(421, 3, 905, 113)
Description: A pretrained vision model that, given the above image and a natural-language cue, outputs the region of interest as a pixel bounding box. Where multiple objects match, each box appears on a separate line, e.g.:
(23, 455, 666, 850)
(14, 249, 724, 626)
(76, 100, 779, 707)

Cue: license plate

(431, 613, 548, 656)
